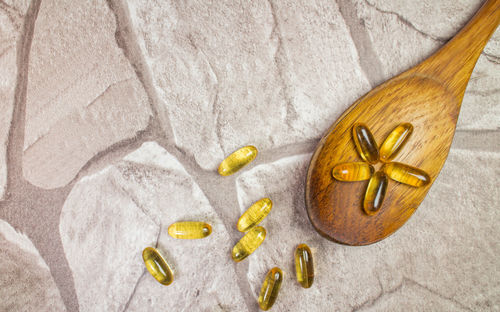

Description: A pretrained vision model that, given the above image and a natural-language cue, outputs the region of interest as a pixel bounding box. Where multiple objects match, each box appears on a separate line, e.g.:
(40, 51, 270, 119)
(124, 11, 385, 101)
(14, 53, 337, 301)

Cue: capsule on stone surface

(218, 145, 258, 176)
(231, 226, 266, 262)
(258, 267, 283, 311)
(379, 123, 413, 163)
(168, 221, 212, 239)
(383, 162, 430, 187)
(363, 171, 388, 215)
(352, 123, 379, 164)
(295, 244, 314, 288)
(237, 198, 273, 232)
(142, 247, 174, 286)
(332, 162, 374, 181)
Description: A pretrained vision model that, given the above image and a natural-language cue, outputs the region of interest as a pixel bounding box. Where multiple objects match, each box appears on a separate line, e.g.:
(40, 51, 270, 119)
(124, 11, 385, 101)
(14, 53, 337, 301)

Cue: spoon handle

(414, 0, 500, 101)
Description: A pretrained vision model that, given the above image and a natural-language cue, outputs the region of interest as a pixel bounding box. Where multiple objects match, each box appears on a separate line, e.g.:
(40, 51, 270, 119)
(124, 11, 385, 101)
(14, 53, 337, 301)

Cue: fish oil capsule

(363, 171, 388, 215)
(332, 162, 374, 181)
(168, 221, 212, 239)
(237, 198, 273, 232)
(295, 244, 314, 288)
(231, 226, 266, 262)
(383, 162, 430, 187)
(379, 123, 413, 163)
(142, 247, 174, 286)
(218, 145, 258, 176)
(258, 267, 283, 311)
(352, 123, 379, 164)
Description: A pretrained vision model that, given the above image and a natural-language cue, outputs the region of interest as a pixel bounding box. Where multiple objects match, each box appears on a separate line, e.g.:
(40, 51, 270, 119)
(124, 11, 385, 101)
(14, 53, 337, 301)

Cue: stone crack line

(336, 0, 385, 87)
(351, 276, 473, 312)
(106, 0, 175, 141)
(267, 0, 300, 133)
(363, 0, 500, 63)
(363, 0, 447, 42)
(5, 0, 40, 194)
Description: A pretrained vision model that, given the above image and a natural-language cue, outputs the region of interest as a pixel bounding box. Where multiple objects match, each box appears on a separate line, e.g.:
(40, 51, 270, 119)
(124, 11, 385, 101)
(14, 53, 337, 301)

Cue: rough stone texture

(354, 0, 500, 130)
(236, 148, 500, 311)
(23, 0, 152, 189)
(61, 142, 246, 311)
(128, 0, 371, 170)
(0, 219, 66, 311)
(1, 1, 499, 311)
(0, 1, 29, 199)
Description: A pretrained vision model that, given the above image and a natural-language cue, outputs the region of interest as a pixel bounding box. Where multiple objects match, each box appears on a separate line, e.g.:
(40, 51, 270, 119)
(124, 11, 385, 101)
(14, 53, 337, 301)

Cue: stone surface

(61, 142, 246, 311)
(1, 1, 499, 311)
(354, 0, 500, 130)
(235, 148, 500, 311)
(0, 219, 66, 311)
(0, 1, 29, 199)
(128, 0, 371, 170)
(23, 0, 152, 189)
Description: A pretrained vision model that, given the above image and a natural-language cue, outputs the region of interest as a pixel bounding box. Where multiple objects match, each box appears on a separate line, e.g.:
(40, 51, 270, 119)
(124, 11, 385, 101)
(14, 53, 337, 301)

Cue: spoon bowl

(305, 0, 500, 245)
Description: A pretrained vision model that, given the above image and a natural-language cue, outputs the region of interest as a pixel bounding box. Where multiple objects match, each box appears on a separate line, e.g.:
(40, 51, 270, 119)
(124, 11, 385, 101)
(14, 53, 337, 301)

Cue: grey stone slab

(23, 0, 152, 189)
(128, 0, 370, 170)
(0, 1, 29, 199)
(60, 142, 247, 311)
(0, 219, 66, 311)
(235, 147, 500, 311)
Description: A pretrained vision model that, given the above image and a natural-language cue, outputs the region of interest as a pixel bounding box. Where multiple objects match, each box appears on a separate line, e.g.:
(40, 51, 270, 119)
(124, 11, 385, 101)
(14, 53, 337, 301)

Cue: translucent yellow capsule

(142, 247, 174, 286)
(295, 244, 314, 288)
(332, 162, 374, 181)
(379, 123, 413, 163)
(218, 145, 258, 176)
(237, 198, 273, 232)
(352, 123, 379, 164)
(258, 267, 283, 311)
(231, 226, 266, 262)
(363, 171, 388, 215)
(168, 221, 212, 239)
(383, 162, 430, 187)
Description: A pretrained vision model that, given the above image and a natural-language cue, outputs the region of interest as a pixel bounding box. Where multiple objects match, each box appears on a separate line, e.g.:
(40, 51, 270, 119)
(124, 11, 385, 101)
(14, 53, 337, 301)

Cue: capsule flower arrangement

(331, 123, 431, 215)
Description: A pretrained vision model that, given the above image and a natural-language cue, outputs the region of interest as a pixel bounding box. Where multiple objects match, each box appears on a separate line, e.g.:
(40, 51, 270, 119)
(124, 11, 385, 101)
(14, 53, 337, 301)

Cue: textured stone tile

(61, 142, 246, 311)
(23, 0, 151, 189)
(128, 0, 370, 170)
(60, 165, 160, 312)
(235, 148, 500, 311)
(354, 0, 500, 130)
(0, 219, 66, 311)
(0, 1, 29, 199)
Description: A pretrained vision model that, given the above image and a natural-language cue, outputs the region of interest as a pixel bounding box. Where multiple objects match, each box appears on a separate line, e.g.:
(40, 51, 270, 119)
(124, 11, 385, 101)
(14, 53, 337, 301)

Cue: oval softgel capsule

(218, 145, 258, 176)
(142, 247, 174, 286)
(231, 226, 266, 262)
(237, 198, 272, 232)
(168, 221, 212, 239)
(258, 267, 283, 311)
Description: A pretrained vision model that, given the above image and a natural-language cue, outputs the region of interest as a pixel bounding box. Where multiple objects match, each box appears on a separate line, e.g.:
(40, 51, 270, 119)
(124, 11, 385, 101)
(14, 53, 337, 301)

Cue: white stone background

(0, 0, 499, 311)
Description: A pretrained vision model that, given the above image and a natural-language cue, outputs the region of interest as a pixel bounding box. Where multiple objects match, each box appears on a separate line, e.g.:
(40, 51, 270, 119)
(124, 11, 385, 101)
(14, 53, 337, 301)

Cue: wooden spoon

(305, 0, 500, 246)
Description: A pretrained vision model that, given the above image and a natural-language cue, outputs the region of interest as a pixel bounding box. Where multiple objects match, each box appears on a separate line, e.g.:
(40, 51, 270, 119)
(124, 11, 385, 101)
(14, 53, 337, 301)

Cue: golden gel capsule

(383, 162, 430, 187)
(231, 226, 266, 262)
(295, 244, 314, 288)
(379, 123, 413, 163)
(218, 145, 258, 176)
(142, 247, 174, 286)
(168, 221, 212, 239)
(352, 123, 379, 164)
(237, 198, 273, 232)
(258, 267, 283, 311)
(363, 171, 388, 215)
(332, 162, 374, 181)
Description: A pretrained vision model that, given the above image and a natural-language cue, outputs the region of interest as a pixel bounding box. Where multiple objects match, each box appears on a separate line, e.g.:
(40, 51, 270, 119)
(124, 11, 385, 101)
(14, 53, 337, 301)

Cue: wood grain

(305, 0, 500, 245)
